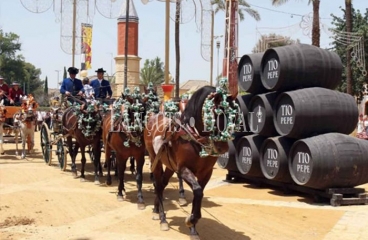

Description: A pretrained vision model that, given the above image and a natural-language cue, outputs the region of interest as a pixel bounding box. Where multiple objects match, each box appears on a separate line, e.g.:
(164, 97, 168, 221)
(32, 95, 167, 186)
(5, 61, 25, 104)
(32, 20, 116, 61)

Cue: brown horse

(144, 82, 241, 238)
(102, 87, 153, 209)
(62, 97, 103, 183)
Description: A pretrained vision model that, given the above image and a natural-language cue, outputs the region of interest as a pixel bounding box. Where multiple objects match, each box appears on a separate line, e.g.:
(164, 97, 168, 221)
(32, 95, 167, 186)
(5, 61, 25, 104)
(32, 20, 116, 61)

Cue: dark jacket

(89, 79, 112, 98)
(60, 78, 84, 95)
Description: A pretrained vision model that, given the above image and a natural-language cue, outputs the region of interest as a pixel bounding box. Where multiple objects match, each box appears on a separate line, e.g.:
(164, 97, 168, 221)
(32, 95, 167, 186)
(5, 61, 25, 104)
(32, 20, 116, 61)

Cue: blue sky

(0, 0, 366, 89)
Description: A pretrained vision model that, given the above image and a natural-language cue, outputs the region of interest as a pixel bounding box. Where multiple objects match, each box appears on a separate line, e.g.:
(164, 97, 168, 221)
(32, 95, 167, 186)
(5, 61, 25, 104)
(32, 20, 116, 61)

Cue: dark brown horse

(144, 83, 241, 238)
(62, 97, 103, 184)
(102, 87, 154, 209)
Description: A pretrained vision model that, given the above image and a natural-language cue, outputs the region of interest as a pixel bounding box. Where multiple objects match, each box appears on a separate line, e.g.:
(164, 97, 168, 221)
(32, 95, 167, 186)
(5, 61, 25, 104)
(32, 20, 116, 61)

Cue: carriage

(40, 96, 117, 173)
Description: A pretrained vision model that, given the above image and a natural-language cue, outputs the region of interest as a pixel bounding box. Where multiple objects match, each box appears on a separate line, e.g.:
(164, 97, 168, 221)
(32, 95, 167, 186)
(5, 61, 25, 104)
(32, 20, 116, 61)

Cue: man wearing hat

(9, 82, 24, 106)
(90, 68, 113, 101)
(0, 76, 9, 96)
(60, 67, 84, 103)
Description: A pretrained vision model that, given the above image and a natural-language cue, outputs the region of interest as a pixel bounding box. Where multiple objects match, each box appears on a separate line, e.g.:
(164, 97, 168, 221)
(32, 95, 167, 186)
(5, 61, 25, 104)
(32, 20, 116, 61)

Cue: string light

(248, 3, 333, 20)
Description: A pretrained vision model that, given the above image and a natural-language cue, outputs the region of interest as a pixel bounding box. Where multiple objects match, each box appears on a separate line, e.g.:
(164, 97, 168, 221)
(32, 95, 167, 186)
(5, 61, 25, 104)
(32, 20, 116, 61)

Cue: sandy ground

(0, 133, 368, 240)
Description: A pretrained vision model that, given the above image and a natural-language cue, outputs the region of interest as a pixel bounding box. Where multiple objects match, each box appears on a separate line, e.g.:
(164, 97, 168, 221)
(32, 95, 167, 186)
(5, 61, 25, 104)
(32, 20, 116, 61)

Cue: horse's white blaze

(153, 136, 163, 154)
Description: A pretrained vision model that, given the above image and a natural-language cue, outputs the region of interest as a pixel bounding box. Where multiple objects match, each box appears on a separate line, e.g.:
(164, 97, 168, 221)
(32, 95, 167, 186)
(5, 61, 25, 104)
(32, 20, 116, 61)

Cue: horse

(144, 79, 241, 238)
(102, 87, 155, 209)
(0, 100, 7, 155)
(62, 97, 103, 184)
(13, 95, 38, 158)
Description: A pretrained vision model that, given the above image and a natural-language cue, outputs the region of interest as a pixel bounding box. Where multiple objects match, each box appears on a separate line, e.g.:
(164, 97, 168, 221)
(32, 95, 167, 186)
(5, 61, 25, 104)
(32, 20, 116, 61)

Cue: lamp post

(55, 70, 60, 86)
(216, 38, 222, 85)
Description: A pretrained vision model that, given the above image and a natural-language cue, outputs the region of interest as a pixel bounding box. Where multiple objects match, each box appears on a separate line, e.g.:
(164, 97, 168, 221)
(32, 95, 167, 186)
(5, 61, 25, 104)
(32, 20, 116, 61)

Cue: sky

(0, 0, 367, 89)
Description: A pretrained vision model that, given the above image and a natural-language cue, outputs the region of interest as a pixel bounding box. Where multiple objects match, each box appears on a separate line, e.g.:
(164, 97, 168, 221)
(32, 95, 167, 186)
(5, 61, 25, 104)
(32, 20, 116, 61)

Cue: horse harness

(150, 116, 221, 173)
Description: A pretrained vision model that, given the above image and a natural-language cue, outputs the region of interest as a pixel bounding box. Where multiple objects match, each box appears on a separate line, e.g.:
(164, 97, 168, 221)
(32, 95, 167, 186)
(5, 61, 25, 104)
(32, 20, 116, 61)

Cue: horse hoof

(94, 180, 100, 185)
(106, 179, 112, 186)
(137, 202, 145, 210)
(117, 195, 125, 202)
(190, 235, 201, 240)
(21, 155, 25, 159)
(178, 197, 188, 206)
(72, 172, 78, 178)
(152, 213, 160, 220)
(15, 152, 18, 156)
(160, 222, 170, 231)
(80, 178, 86, 182)
(0, 152, 4, 155)
(185, 215, 193, 228)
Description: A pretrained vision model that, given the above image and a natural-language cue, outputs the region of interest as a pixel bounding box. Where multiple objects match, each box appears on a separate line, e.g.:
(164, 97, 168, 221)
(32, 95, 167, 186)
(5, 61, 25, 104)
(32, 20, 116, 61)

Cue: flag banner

(81, 23, 93, 70)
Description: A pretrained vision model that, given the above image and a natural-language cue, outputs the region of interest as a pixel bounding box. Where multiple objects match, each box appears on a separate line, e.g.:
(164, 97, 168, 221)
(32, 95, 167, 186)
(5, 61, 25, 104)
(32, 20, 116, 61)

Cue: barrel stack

(220, 43, 368, 204)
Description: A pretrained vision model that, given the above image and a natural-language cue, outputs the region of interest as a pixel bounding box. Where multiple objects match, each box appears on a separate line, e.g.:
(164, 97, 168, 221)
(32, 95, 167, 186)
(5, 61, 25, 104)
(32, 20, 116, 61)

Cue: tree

(44, 76, 48, 95)
(211, 0, 261, 21)
(140, 57, 165, 87)
(271, 0, 320, 47)
(331, 7, 368, 103)
(252, 33, 300, 53)
(63, 66, 67, 80)
(0, 30, 44, 95)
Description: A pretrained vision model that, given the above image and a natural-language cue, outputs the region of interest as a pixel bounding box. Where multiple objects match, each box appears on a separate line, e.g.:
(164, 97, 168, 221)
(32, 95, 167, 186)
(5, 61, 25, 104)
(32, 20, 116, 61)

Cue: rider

(0, 75, 9, 96)
(8, 82, 24, 106)
(89, 68, 113, 104)
(60, 67, 85, 105)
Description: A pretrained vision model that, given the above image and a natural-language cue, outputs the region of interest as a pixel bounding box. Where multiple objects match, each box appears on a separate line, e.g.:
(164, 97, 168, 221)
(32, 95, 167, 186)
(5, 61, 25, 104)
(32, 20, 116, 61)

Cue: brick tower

(114, 0, 141, 97)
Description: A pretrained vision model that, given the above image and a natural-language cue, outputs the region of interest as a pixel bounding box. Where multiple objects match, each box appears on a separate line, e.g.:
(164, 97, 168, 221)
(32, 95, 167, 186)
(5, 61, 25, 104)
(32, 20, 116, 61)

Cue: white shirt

(98, 79, 103, 85)
(83, 84, 94, 100)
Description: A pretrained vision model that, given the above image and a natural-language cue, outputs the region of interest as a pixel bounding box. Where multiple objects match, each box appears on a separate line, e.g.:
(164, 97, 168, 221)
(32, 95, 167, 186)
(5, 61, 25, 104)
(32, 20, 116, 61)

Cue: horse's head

(21, 95, 38, 119)
(181, 79, 241, 156)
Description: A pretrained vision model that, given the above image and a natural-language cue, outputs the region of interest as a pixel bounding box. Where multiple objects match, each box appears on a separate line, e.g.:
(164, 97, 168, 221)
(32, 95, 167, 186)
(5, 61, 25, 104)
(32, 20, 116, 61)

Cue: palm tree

(271, 0, 320, 47)
(211, 0, 261, 21)
(140, 57, 165, 87)
(345, 0, 353, 95)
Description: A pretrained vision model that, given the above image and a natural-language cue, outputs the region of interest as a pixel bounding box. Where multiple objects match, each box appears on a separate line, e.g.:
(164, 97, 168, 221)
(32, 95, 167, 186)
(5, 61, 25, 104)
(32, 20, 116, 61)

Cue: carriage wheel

(56, 139, 67, 171)
(40, 123, 51, 165)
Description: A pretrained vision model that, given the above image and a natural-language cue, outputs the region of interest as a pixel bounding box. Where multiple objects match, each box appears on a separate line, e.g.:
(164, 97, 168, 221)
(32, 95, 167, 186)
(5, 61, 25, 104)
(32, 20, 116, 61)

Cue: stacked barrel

(218, 43, 368, 190)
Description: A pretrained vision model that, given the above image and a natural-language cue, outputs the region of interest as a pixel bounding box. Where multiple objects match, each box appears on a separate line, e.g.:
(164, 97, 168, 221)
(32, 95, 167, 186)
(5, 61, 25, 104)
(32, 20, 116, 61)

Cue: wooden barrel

(234, 94, 254, 136)
(260, 136, 296, 183)
(235, 134, 267, 177)
(289, 133, 368, 189)
(217, 136, 243, 171)
(249, 92, 279, 136)
(238, 53, 267, 94)
(273, 87, 358, 139)
(260, 44, 342, 91)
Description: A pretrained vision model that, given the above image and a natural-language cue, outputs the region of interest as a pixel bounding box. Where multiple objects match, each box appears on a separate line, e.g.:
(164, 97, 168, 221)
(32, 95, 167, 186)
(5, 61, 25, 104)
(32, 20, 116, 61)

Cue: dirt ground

(0, 133, 368, 240)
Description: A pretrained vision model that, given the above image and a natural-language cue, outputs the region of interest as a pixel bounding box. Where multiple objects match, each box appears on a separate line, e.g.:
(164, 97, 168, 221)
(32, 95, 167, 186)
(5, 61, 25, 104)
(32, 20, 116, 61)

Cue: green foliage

(0, 29, 44, 96)
(252, 33, 300, 53)
(140, 57, 165, 87)
(331, 7, 368, 102)
(211, 0, 261, 21)
(63, 66, 67, 80)
(44, 76, 48, 95)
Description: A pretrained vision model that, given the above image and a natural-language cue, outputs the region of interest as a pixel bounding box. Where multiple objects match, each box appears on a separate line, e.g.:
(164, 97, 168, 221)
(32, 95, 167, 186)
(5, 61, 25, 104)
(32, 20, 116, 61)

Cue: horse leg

(14, 129, 19, 156)
(105, 143, 112, 186)
(177, 172, 187, 206)
(93, 140, 102, 184)
(67, 137, 78, 177)
(135, 154, 145, 210)
(152, 164, 169, 231)
(30, 128, 35, 152)
(80, 146, 87, 181)
(0, 123, 4, 155)
(116, 153, 127, 201)
(21, 129, 26, 159)
(181, 167, 213, 237)
(130, 157, 136, 175)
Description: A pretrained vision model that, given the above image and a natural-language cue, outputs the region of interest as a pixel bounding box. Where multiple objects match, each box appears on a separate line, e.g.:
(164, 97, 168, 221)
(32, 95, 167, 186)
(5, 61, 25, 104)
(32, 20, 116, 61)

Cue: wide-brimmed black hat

(68, 67, 79, 74)
(95, 68, 106, 73)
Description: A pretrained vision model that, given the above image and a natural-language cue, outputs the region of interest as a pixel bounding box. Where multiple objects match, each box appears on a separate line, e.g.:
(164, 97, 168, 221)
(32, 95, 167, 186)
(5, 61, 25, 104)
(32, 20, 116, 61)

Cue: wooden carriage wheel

(40, 123, 51, 165)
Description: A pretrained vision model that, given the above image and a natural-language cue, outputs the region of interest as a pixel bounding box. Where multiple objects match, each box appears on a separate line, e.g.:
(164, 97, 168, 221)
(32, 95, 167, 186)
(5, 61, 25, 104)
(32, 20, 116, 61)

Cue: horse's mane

(181, 86, 215, 125)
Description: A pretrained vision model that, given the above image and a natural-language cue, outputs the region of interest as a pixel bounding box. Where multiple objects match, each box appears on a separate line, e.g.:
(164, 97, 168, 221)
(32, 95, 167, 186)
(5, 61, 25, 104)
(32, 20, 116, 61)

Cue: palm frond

(242, 8, 261, 21)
